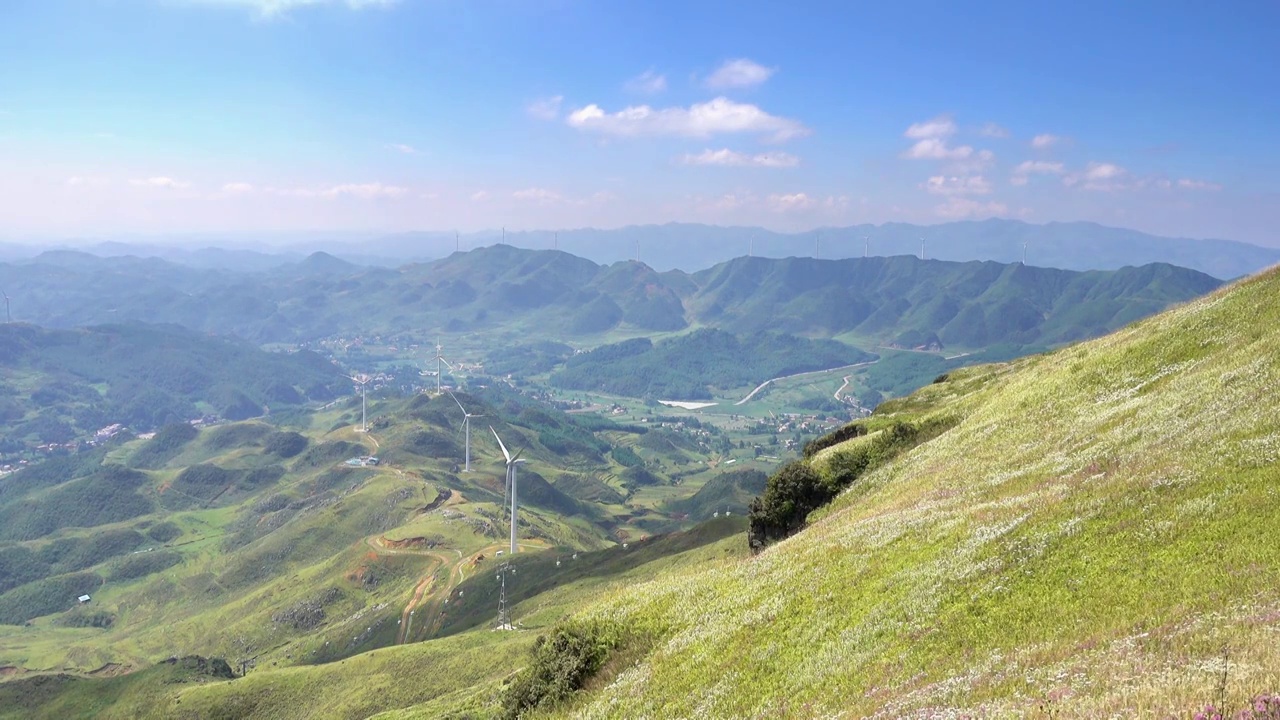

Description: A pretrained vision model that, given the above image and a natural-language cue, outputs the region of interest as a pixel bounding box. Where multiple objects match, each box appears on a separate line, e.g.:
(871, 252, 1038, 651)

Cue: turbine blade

(440, 357, 455, 370)
(447, 390, 467, 414)
(511, 445, 527, 463)
(490, 426, 511, 463)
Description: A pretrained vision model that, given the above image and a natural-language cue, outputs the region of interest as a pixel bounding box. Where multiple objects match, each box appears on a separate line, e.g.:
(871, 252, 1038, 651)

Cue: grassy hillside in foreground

(446, 266, 1280, 718)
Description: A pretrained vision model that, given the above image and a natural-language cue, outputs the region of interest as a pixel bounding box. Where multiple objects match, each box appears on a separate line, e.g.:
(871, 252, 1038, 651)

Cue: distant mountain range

(3, 219, 1276, 278)
(0, 245, 1223, 352)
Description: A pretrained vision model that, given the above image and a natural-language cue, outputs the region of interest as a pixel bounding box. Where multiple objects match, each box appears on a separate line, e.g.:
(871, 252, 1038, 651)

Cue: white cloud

(1010, 160, 1065, 186)
(625, 70, 667, 95)
(221, 182, 255, 194)
(470, 191, 490, 202)
(386, 143, 417, 155)
(65, 176, 106, 187)
(512, 187, 563, 204)
(946, 149, 996, 174)
(527, 95, 564, 121)
(902, 138, 973, 160)
(323, 182, 407, 199)
(934, 197, 1009, 219)
(922, 175, 992, 196)
(174, 0, 398, 19)
(705, 58, 775, 89)
(979, 122, 1009, 138)
(904, 116, 957, 140)
(679, 148, 800, 168)
(130, 176, 190, 189)
(1063, 162, 1128, 191)
(1176, 178, 1222, 191)
(1031, 133, 1061, 149)
(767, 192, 816, 212)
(566, 97, 808, 143)
(269, 182, 407, 199)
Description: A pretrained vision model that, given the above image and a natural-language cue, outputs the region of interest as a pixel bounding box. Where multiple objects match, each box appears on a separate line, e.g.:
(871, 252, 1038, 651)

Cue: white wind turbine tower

(348, 374, 372, 432)
(920, 237, 926, 260)
(1, 290, 9, 323)
(863, 236, 869, 258)
(431, 339, 454, 394)
(491, 426, 526, 556)
(1022, 241, 1028, 265)
(448, 391, 484, 472)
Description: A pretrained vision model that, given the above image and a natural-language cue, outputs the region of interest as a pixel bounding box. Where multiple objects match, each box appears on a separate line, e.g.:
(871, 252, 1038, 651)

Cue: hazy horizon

(2, 1, 1277, 246)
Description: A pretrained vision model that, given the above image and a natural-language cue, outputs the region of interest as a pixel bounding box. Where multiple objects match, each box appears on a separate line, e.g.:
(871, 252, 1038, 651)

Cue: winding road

(735, 360, 879, 406)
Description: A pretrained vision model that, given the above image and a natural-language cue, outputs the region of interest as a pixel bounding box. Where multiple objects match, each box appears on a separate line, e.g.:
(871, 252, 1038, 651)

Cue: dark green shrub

(108, 550, 183, 581)
(500, 622, 626, 719)
(0, 572, 100, 625)
(803, 422, 867, 459)
(55, 607, 116, 628)
(146, 521, 183, 543)
(264, 430, 308, 458)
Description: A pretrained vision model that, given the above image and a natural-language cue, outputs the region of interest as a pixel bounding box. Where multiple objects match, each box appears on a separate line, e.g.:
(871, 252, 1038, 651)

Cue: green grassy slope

(504, 266, 1280, 717)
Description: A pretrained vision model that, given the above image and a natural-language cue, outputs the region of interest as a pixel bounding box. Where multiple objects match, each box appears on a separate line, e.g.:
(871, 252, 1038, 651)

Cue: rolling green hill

(485, 265, 1280, 717)
(0, 323, 346, 451)
(0, 246, 1222, 350)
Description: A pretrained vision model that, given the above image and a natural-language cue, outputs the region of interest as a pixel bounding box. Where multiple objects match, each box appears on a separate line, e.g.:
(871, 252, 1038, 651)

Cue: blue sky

(1, 0, 1277, 244)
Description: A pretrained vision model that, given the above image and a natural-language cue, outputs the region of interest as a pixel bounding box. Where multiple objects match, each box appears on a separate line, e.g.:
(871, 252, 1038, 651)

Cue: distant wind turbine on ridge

(491, 426, 526, 555)
(1, 290, 9, 323)
(920, 237, 926, 261)
(431, 339, 454, 394)
(348, 374, 372, 432)
(863, 236, 869, 258)
(448, 391, 484, 472)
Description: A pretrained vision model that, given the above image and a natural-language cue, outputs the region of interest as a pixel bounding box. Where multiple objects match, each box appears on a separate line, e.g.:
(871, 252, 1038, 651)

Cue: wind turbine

(348, 374, 372, 432)
(1, 290, 9, 324)
(748, 234, 753, 257)
(431, 339, 454, 394)
(814, 232, 821, 259)
(920, 237, 926, 261)
(455, 230, 460, 253)
(1022, 241, 1028, 265)
(553, 231, 558, 251)
(863, 236, 869, 258)
(448, 391, 484, 472)
(491, 426, 526, 556)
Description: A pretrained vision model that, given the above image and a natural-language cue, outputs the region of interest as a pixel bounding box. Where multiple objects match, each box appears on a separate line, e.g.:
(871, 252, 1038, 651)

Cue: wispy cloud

(512, 187, 563, 204)
(469, 190, 490, 202)
(221, 182, 255, 194)
(934, 197, 1009, 219)
(567, 97, 808, 143)
(901, 115, 980, 160)
(905, 116, 956, 140)
(267, 182, 408, 199)
(526, 95, 564, 121)
(979, 122, 1009, 138)
(902, 138, 974, 160)
(386, 143, 417, 155)
(1175, 178, 1222, 191)
(625, 70, 667, 95)
(767, 192, 816, 212)
(922, 175, 992, 196)
(1063, 162, 1128, 191)
(1010, 160, 1065, 186)
(679, 148, 799, 168)
(1031, 133, 1062, 149)
(171, 0, 399, 19)
(705, 58, 776, 90)
(130, 176, 191, 189)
